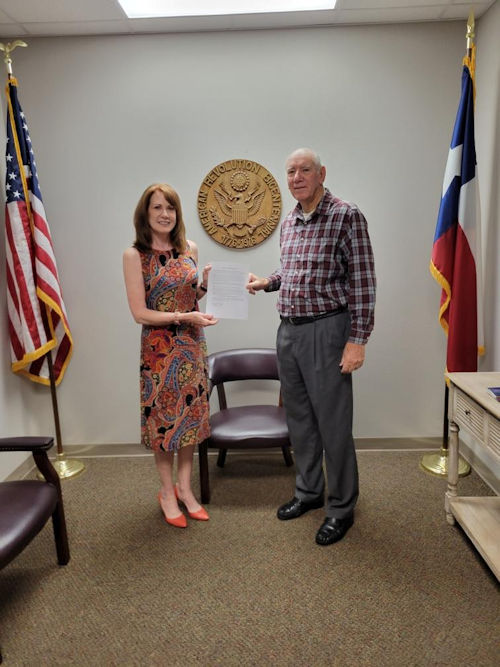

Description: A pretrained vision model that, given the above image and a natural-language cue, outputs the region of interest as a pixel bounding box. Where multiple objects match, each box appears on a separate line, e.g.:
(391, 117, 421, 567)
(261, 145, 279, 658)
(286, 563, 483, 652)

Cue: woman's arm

(123, 246, 217, 327)
(123, 247, 180, 326)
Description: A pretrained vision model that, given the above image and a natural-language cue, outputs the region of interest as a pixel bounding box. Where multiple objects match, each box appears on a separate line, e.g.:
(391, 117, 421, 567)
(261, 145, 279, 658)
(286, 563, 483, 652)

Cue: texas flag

(430, 45, 484, 372)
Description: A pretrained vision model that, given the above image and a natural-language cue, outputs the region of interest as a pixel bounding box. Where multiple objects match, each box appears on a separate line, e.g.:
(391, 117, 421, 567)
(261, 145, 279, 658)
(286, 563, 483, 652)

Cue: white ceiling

(0, 0, 496, 38)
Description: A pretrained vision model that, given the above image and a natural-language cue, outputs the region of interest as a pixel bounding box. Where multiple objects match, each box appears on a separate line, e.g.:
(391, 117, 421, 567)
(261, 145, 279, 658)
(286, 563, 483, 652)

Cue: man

(247, 148, 376, 546)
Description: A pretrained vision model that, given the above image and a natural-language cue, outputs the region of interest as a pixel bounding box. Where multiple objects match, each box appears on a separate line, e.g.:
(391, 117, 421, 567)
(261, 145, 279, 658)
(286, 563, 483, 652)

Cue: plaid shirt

(266, 188, 376, 345)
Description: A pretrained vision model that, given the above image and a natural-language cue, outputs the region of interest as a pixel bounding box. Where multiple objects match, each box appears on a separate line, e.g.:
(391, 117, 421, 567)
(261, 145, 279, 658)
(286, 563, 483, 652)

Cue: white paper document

(205, 261, 249, 320)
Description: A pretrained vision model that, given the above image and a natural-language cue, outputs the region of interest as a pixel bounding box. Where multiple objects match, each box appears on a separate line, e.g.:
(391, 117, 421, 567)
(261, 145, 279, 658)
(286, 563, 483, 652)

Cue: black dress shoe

(277, 496, 324, 521)
(315, 515, 354, 545)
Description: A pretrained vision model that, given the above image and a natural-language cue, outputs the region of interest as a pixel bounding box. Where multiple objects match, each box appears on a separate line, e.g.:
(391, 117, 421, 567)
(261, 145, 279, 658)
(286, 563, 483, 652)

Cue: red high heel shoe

(174, 485, 209, 521)
(158, 491, 187, 528)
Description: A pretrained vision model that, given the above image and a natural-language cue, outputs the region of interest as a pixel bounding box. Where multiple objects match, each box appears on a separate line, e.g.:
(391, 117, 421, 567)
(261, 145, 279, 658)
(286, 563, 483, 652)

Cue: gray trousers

(276, 311, 358, 519)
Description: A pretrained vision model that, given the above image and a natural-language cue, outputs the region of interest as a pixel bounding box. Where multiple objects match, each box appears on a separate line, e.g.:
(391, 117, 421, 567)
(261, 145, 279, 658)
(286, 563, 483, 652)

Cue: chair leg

(282, 446, 294, 467)
(51, 502, 70, 565)
(216, 449, 227, 468)
(199, 440, 210, 504)
(33, 449, 70, 565)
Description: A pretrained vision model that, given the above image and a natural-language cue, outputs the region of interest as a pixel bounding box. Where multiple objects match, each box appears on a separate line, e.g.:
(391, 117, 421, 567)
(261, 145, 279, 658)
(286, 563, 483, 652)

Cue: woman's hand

(196, 264, 211, 300)
(201, 264, 212, 287)
(182, 312, 218, 327)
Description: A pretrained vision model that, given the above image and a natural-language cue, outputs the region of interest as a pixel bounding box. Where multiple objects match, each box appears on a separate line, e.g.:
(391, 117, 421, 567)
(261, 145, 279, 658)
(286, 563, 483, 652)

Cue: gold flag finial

(0, 40, 28, 75)
(466, 11, 475, 50)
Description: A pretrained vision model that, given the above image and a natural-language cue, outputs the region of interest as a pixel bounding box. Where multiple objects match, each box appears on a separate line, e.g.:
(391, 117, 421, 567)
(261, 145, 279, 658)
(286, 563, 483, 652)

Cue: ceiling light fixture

(117, 1, 336, 19)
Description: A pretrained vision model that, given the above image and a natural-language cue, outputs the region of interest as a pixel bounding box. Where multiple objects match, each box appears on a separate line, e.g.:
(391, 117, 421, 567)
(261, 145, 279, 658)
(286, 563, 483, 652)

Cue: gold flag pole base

(420, 448, 470, 478)
(37, 452, 85, 480)
(53, 453, 86, 479)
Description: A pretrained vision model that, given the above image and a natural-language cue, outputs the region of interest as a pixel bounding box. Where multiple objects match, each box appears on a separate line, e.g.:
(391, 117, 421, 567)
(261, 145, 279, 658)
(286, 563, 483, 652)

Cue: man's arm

(341, 206, 376, 373)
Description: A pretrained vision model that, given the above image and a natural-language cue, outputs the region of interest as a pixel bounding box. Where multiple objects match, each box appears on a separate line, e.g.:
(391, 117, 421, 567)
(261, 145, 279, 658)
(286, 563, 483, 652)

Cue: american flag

(430, 45, 484, 372)
(4, 76, 72, 385)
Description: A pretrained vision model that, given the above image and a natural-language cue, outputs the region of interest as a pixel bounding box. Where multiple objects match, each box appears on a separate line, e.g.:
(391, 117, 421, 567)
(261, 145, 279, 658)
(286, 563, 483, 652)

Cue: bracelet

(198, 284, 207, 293)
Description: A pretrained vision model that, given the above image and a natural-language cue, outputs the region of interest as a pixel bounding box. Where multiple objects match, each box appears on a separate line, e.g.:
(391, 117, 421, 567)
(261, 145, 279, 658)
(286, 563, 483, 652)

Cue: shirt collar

(294, 188, 330, 224)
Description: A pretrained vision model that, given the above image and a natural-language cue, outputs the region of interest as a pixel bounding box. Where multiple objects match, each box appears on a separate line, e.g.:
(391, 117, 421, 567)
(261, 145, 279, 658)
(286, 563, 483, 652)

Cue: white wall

(464, 0, 500, 475)
(477, 0, 500, 372)
(0, 15, 498, 479)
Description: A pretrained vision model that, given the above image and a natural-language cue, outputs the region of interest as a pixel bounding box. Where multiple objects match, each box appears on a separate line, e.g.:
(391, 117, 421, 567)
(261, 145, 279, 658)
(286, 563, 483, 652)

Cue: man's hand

(339, 342, 365, 374)
(246, 273, 269, 294)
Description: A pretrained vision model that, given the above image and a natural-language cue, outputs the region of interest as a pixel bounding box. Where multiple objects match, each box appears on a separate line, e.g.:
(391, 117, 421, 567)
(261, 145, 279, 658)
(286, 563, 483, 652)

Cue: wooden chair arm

(0, 436, 54, 453)
(0, 437, 58, 485)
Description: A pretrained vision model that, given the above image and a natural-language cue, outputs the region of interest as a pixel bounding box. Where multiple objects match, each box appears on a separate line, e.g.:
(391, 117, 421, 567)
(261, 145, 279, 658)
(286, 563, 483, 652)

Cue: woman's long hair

(133, 183, 187, 254)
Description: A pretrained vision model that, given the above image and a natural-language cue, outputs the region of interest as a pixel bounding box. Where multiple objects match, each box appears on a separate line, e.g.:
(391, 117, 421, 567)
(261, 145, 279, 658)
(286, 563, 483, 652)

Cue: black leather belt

(280, 306, 346, 325)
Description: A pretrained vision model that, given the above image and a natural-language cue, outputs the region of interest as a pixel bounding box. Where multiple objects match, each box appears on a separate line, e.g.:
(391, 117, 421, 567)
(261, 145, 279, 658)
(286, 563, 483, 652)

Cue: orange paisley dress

(139, 246, 210, 452)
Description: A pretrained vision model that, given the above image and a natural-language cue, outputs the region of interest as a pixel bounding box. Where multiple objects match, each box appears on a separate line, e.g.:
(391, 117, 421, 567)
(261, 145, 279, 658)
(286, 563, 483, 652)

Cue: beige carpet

(0, 451, 498, 666)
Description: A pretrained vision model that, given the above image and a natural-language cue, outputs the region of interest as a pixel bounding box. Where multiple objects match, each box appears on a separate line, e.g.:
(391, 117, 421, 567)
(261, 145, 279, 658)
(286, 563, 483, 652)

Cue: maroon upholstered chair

(0, 437, 70, 663)
(198, 348, 293, 503)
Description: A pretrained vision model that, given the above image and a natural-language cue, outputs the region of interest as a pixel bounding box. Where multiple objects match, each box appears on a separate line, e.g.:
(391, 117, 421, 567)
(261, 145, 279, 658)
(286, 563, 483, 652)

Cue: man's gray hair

(286, 148, 322, 171)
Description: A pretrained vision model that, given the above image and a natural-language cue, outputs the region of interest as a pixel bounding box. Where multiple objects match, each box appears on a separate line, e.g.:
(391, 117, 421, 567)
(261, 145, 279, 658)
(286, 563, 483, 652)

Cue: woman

(123, 183, 217, 528)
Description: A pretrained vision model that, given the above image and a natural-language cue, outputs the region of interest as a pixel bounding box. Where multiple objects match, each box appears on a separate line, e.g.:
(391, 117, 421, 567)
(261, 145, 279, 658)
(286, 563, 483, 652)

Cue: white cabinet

(445, 372, 500, 581)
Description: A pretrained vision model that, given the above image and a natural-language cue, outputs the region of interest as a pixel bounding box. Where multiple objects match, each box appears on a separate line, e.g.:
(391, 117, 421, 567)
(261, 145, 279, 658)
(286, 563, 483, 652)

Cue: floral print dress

(139, 247, 210, 452)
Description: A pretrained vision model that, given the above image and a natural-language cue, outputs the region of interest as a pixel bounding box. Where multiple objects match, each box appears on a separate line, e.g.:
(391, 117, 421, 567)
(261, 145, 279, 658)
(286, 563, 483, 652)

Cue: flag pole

(420, 14, 476, 479)
(420, 384, 470, 477)
(46, 351, 85, 479)
(466, 9, 475, 57)
(1, 42, 84, 480)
